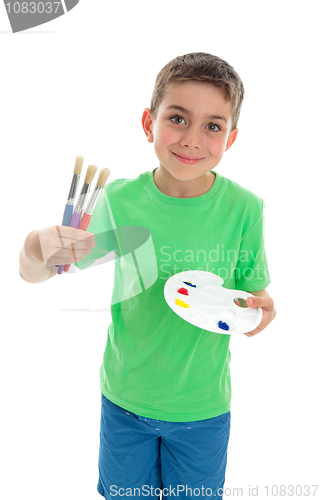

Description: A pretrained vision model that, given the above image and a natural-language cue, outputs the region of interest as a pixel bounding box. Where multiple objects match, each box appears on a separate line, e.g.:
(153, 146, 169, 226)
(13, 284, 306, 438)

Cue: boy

(19, 53, 276, 499)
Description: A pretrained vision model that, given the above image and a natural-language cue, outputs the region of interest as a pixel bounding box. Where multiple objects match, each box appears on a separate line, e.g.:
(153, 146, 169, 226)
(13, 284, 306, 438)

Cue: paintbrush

(61, 156, 84, 225)
(57, 164, 98, 274)
(55, 156, 84, 267)
(63, 168, 111, 273)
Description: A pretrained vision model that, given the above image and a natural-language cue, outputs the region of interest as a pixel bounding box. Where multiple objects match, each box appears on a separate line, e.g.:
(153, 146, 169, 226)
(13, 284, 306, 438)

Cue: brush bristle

(97, 168, 111, 188)
(84, 165, 98, 185)
(74, 156, 84, 176)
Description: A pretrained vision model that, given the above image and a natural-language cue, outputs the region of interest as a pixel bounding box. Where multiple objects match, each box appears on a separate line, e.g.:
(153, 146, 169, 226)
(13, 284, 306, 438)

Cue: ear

(141, 108, 154, 143)
(225, 127, 238, 152)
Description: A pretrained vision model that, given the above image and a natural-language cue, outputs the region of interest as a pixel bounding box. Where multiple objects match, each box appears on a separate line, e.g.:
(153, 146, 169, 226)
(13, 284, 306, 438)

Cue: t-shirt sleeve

(74, 185, 120, 271)
(234, 199, 271, 292)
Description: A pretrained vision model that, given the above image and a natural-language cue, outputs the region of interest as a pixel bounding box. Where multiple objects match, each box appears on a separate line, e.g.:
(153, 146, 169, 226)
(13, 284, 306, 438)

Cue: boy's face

(142, 81, 238, 186)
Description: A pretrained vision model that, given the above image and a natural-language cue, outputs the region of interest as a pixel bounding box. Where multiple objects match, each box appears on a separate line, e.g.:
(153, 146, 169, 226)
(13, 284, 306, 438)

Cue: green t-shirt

(75, 168, 271, 421)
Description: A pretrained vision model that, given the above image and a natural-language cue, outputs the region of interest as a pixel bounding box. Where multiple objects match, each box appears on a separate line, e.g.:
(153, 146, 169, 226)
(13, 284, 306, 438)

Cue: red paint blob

(177, 287, 189, 296)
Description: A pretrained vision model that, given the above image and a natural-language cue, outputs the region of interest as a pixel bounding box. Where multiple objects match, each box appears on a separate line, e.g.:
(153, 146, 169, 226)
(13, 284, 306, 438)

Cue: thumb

(247, 296, 261, 308)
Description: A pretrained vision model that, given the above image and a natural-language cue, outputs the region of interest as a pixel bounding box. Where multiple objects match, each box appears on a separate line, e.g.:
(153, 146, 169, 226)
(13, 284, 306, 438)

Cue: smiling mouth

(171, 152, 205, 164)
(172, 152, 204, 160)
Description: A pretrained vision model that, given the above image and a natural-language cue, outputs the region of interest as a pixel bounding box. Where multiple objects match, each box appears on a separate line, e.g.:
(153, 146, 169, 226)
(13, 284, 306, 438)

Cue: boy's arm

(243, 289, 276, 337)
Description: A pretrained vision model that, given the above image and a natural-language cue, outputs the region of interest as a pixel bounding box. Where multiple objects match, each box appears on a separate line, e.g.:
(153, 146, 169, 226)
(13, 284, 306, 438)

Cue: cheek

(210, 135, 229, 155)
(156, 127, 177, 147)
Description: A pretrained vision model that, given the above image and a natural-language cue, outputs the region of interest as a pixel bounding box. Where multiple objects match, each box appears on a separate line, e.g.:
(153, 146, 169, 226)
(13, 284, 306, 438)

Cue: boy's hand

(243, 290, 276, 337)
(28, 225, 96, 266)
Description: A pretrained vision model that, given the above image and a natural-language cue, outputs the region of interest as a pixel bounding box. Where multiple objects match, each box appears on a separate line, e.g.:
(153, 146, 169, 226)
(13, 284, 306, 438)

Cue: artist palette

(164, 270, 263, 335)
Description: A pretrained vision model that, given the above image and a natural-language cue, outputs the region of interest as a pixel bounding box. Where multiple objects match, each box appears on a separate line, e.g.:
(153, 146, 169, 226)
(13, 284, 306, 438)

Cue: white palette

(164, 270, 263, 335)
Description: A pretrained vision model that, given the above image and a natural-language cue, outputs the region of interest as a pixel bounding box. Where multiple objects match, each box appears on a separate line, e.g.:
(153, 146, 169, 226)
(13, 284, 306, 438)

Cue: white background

(1, 0, 320, 499)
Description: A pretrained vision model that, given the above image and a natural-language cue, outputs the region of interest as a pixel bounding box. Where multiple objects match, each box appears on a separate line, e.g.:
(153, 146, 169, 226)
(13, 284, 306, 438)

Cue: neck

(153, 165, 215, 198)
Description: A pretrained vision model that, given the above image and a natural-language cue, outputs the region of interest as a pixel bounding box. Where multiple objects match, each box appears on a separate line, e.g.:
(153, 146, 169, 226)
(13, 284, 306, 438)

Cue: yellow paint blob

(175, 298, 190, 308)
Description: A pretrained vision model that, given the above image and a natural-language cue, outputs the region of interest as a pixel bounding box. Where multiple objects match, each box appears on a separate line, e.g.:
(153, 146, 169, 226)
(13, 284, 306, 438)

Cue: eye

(170, 115, 221, 132)
(206, 123, 221, 132)
(170, 115, 186, 125)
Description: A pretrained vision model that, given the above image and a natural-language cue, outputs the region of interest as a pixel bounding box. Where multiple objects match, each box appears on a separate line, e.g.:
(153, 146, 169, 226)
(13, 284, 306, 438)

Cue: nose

(179, 125, 202, 149)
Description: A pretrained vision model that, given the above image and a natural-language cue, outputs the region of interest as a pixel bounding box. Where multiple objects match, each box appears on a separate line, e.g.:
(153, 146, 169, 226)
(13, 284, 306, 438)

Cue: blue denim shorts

(97, 394, 231, 500)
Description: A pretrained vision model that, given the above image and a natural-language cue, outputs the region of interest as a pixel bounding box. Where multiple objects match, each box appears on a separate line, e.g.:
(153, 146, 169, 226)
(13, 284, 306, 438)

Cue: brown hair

(150, 52, 244, 131)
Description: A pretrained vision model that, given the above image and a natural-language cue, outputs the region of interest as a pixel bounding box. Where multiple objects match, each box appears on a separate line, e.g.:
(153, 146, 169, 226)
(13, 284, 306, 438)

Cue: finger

(247, 296, 274, 311)
(244, 307, 275, 337)
(54, 227, 95, 251)
(64, 238, 96, 251)
(39, 226, 94, 260)
(71, 242, 76, 262)
(243, 326, 262, 337)
(47, 250, 92, 265)
(244, 331, 257, 337)
(55, 225, 95, 247)
(47, 243, 95, 265)
(56, 225, 95, 240)
(55, 225, 64, 248)
(244, 317, 269, 336)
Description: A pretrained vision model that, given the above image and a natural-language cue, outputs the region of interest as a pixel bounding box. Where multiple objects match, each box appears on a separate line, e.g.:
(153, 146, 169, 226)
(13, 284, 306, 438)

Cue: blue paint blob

(218, 321, 230, 331)
(183, 281, 197, 288)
